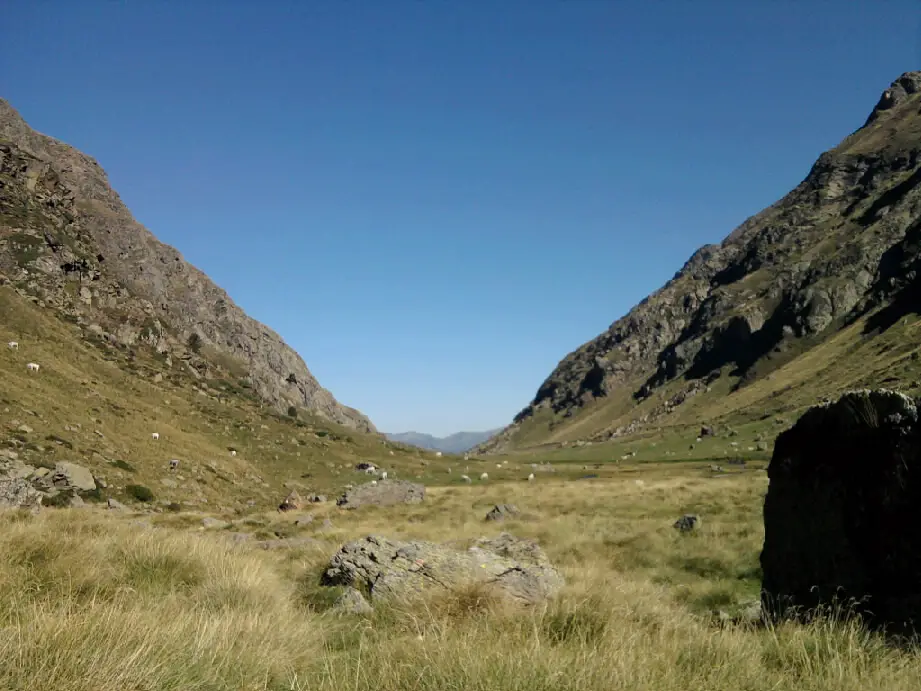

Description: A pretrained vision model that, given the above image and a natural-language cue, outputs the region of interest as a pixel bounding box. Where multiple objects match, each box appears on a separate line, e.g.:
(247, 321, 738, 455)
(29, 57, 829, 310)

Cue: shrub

(126, 485, 154, 503)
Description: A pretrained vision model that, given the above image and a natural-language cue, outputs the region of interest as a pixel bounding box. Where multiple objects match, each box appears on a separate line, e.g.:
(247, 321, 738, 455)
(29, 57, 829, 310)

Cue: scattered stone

(107, 497, 127, 510)
(201, 517, 231, 530)
(700, 425, 714, 437)
(485, 504, 520, 522)
(309, 494, 326, 503)
(278, 490, 301, 512)
(16, 424, 33, 434)
(673, 514, 700, 532)
(254, 537, 319, 550)
(321, 532, 564, 607)
(761, 389, 921, 633)
(295, 515, 315, 527)
(336, 479, 425, 509)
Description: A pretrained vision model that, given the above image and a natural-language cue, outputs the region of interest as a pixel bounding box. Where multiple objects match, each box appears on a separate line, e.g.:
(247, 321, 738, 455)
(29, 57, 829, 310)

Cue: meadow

(2, 463, 919, 691)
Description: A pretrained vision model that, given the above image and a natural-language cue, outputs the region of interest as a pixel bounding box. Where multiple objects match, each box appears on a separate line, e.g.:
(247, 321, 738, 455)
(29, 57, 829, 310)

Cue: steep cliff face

(481, 71, 921, 453)
(0, 98, 374, 433)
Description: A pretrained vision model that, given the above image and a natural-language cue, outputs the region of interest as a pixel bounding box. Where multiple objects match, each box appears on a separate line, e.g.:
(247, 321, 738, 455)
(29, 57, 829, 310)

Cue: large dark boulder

(760, 389, 921, 632)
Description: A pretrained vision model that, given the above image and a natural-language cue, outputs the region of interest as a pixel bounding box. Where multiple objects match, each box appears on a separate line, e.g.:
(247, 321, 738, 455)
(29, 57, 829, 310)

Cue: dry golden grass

(2, 467, 920, 690)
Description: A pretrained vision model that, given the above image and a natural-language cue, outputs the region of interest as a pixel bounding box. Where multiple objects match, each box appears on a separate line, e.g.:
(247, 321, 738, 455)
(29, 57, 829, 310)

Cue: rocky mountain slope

(480, 71, 921, 454)
(0, 98, 372, 432)
(385, 428, 502, 453)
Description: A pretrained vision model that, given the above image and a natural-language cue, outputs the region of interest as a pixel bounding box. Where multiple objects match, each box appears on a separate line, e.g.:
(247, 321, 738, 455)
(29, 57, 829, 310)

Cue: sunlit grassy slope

(2, 466, 919, 690)
(0, 283, 459, 509)
(501, 311, 921, 461)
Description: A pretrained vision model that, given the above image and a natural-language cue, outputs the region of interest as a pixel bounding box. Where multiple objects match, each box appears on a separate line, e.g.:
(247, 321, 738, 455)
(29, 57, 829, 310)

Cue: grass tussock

(1, 472, 920, 690)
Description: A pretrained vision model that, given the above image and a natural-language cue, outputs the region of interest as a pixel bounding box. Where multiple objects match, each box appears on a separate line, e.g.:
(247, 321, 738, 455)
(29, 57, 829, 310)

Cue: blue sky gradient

(2, 1, 919, 435)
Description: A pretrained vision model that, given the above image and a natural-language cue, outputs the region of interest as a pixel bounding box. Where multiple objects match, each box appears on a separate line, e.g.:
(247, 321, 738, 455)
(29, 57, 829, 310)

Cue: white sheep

(528, 473, 535, 481)
(460, 474, 471, 483)
(26, 362, 39, 373)
(168, 459, 180, 471)
(463, 453, 469, 461)
(435, 451, 443, 458)
(7, 341, 18, 350)
(230, 450, 237, 457)
(480, 472, 488, 481)
(381, 471, 388, 480)
(151, 432, 160, 440)
(371, 480, 378, 486)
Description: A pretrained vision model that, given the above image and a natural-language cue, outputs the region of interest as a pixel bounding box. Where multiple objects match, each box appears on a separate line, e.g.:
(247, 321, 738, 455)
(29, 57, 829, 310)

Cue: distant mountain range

(385, 429, 502, 454)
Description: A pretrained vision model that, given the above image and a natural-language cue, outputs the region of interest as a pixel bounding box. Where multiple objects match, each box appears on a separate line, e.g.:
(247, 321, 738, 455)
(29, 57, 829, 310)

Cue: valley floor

(2, 465, 919, 690)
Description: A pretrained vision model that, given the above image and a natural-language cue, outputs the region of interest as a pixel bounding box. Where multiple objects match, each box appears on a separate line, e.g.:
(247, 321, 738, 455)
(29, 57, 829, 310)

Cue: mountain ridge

(0, 97, 374, 433)
(478, 70, 921, 454)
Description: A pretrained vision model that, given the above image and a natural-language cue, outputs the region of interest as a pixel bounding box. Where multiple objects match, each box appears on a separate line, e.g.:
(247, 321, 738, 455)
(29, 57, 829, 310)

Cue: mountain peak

(0, 97, 375, 432)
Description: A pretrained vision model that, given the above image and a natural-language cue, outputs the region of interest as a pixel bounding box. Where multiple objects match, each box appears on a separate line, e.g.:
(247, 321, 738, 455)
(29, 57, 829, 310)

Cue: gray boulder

(485, 504, 520, 522)
(52, 462, 96, 492)
(335, 479, 425, 509)
(334, 587, 374, 615)
(320, 532, 564, 607)
(761, 389, 921, 632)
(0, 476, 43, 509)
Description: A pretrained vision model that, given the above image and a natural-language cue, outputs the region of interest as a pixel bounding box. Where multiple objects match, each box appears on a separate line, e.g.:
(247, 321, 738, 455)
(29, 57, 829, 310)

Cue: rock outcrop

(335, 479, 425, 509)
(321, 532, 564, 609)
(760, 389, 921, 632)
(0, 99, 373, 432)
(478, 71, 921, 453)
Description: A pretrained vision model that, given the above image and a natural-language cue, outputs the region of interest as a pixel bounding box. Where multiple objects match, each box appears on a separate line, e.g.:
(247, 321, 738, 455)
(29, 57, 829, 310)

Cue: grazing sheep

(463, 453, 469, 461)
(230, 450, 237, 456)
(460, 474, 472, 483)
(480, 472, 488, 481)
(7, 341, 18, 350)
(528, 473, 535, 481)
(381, 471, 388, 480)
(496, 464, 502, 469)
(168, 459, 180, 471)
(370, 480, 378, 486)
(26, 362, 39, 373)
(151, 432, 160, 440)
(435, 451, 443, 458)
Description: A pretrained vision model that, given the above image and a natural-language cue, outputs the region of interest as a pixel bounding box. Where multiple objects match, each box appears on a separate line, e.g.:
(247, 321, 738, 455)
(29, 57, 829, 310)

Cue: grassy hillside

(493, 310, 921, 463)
(482, 72, 921, 457)
(2, 463, 919, 690)
(0, 283, 458, 510)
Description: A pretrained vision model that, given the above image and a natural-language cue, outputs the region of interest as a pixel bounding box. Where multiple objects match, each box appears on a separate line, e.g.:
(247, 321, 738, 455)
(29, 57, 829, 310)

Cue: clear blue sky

(2, 2, 919, 436)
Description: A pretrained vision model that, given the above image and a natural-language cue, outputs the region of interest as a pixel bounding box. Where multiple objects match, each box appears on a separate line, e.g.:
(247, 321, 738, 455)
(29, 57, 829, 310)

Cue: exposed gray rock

(51, 462, 96, 492)
(278, 490, 300, 512)
(485, 504, 520, 522)
(106, 497, 127, 510)
(0, 475, 43, 509)
(320, 532, 564, 606)
(336, 479, 425, 509)
(761, 389, 921, 633)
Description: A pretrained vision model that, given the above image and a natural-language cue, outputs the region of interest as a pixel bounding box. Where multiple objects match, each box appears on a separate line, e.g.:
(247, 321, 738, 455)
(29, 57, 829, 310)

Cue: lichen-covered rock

(0, 475, 43, 509)
(760, 389, 921, 632)
(51, 462, 96, 492)
(335, 479, 424, 509)
(321, 532, 564, 606)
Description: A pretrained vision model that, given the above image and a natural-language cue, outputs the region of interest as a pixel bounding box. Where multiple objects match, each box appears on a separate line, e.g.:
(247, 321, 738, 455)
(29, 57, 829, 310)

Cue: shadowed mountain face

(480, 71, 921, 454)
(386, 429, 502, 453)
(0, 98, 373, 432)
